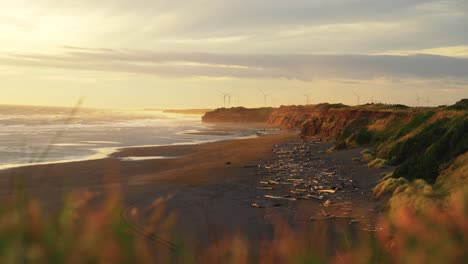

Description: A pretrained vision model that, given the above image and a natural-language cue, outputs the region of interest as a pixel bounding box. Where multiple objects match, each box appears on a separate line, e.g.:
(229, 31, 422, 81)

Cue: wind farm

(218, 90, 232, 108)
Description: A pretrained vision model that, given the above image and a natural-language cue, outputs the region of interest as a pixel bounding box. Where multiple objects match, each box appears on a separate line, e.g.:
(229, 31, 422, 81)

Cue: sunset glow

(1, 0, 467, 108)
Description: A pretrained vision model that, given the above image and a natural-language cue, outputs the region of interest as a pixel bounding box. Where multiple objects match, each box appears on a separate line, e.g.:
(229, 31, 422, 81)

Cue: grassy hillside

(374, 152, 468, 212)
(331, 101, 467, 185)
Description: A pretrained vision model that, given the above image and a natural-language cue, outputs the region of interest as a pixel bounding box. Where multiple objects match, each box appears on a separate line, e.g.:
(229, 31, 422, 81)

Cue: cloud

(1, 48, 468, 82)
(25, 0, 442, 25)
(3, 0, 467, 54)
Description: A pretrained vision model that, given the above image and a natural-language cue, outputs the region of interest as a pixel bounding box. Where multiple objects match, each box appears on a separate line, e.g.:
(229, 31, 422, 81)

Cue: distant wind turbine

(258, 89, 269, 106)
(425, 96, 431, 106)
(218, 90, 232, 108)
(303, 93, 312, 105)
(352, 90, 361, 105)
(416, 93, 421, 107)
(227, 93, 232, 107)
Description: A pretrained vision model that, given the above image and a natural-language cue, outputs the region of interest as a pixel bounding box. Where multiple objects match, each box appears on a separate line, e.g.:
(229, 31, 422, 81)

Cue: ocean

(0, 105, 261, 170)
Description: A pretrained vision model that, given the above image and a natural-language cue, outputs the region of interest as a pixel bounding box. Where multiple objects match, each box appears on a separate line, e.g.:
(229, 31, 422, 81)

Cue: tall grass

(0, 187, 466, 263)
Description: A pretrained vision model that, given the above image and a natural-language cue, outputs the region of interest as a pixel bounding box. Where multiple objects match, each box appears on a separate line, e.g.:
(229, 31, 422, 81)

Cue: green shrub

(339, 116, 373, 141)
(360, 148, 373, 155)
(447, 98, 468, 110)
(352, 127, 373, 145)
(373, 177, 409, 198)
(368, 158, 388, 169)
(362, 153, 375, 162)
(390, 104, 410, 109)
(328, 103, 349, 109)
(394, 111, 435, 138)
(391, 118, 468, 183)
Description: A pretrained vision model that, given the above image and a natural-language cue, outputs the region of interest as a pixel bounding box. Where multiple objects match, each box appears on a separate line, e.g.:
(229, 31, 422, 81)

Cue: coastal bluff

(201, 107, 275, 123)
(202, 101, 467, 186)
(202, 103, 420, 139)
(267, 104, 417, 139)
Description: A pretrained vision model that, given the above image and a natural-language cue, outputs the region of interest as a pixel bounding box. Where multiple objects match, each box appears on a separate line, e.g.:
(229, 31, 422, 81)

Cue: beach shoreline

(0, 131, 387, 256)
(0, 122, 273, 171)
(0, 132, 294, 206)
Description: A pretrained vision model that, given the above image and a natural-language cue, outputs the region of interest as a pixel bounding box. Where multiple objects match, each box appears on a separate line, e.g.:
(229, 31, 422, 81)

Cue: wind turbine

(227, 93, 232, 107)
(218, 90, 231, 108)
(352, 90, 361, 105)
(303, 93, 311, 105)
(416, 93, 421, 107)
(258, 89, 269, 106)
(425, 96, 431, 106)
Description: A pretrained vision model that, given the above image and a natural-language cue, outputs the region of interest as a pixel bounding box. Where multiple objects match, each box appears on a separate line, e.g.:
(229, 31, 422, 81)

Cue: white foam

(53, 143, 96, 147)
(82, 141, 120, 145)
(119, 156, 179, 161)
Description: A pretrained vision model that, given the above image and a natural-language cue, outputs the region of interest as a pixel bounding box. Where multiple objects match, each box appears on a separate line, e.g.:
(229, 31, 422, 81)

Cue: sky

(0, 0, 467, 109)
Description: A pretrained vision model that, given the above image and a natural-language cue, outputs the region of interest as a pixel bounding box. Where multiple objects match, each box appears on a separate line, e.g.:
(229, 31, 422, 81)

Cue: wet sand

(0, 132, 388, 258)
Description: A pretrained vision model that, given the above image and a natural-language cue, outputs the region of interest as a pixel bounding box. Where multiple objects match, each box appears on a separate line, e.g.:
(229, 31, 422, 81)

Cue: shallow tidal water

(0, 105, 262, 170)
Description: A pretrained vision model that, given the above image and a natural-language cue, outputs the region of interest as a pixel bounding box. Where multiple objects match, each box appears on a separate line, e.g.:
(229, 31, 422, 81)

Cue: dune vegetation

(324, 100, 467, 212)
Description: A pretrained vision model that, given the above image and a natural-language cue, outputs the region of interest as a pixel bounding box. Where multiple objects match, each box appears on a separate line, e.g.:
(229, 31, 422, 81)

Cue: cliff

(202, 101, 467, 184)
(268, 104, 417, 138)
(202, 107, 274, 123)
(268, 103, 466, 183)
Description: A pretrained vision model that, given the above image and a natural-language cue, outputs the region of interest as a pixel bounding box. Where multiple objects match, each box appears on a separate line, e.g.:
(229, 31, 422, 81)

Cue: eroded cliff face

(202, 107, 274, 123)
(203, 102, 467, 203)
(266, 105, 415, 139)
(202, 104, 416, 139)
(266, 105, 328, 129)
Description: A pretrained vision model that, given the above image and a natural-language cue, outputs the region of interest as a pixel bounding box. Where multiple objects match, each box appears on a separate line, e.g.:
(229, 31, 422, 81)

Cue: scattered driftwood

(257, 186, 273, 190)
(264, 195, 296, 201)
(305, 194, 324, 200)
(318, 189, 337, 194)
(251, 203, 263, 208)
(251, 139, 376, 228)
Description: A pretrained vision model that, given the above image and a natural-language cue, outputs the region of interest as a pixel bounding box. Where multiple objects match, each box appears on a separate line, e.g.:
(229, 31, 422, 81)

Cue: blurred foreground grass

(0, 186, 466, 264)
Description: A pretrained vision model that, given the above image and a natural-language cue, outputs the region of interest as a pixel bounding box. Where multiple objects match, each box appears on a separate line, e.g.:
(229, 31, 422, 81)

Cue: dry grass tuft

(368, 158, 388, 169)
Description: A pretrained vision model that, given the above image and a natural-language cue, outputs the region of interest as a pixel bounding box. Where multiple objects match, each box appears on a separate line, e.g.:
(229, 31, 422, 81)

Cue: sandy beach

(0, 131, 389, 258)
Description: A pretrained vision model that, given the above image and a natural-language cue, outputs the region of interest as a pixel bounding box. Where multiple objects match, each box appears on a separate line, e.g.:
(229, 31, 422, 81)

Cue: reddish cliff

(203, 104, 424, 140)
(203, 101, 467, 195)
(202, 107, 275, 123)
(267, 104, 415, 139)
